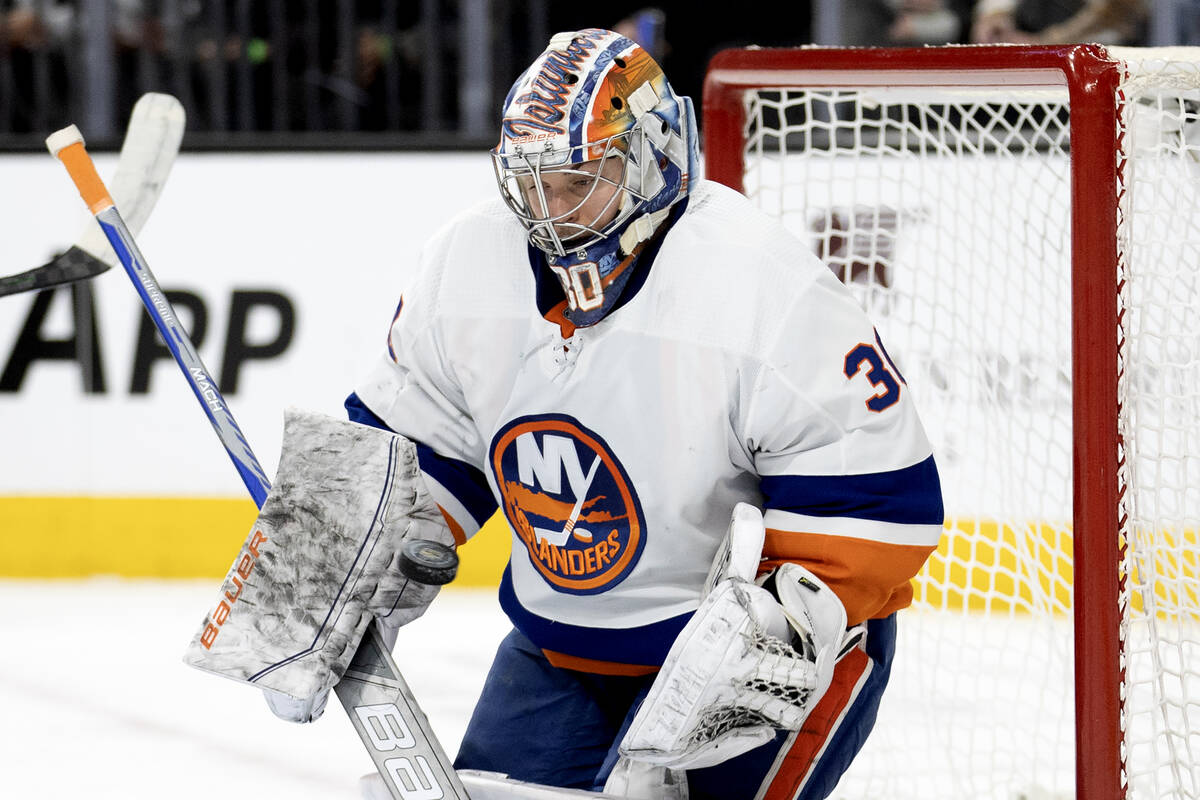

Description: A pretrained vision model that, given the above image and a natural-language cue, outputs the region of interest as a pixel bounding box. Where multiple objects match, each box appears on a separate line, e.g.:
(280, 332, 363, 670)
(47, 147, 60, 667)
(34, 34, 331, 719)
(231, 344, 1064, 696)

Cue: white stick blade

(76, 93, 186, 264)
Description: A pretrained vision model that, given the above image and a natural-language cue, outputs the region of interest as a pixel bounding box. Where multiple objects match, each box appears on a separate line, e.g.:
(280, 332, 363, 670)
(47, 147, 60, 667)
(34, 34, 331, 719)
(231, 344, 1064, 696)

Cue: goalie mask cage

(704, 45, 1200, 800)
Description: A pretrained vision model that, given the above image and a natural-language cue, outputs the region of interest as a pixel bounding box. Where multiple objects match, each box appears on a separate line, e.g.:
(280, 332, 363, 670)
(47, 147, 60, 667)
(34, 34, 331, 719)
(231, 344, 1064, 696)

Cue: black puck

(397, 539, 459, 585)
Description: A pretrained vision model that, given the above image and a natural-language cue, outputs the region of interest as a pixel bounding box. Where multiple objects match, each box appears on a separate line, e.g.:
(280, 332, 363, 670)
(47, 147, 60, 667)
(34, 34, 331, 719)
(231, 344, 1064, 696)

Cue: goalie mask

(492, 28, 698, 275)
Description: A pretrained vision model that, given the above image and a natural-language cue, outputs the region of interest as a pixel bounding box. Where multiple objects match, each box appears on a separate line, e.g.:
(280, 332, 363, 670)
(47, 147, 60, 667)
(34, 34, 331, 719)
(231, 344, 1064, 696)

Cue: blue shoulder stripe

(345, 392, 497, 527)
(414, 444, 497, 528)
(760, 455, 943, 525)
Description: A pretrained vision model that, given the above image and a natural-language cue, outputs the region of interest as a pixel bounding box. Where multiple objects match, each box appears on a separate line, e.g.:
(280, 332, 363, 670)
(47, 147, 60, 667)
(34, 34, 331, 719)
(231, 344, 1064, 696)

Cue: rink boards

(2, 150, 1195, 611)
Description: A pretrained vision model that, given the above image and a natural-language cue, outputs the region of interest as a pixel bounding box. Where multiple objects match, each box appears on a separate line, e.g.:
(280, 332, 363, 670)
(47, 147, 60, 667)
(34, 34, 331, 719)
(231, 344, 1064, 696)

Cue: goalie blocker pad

(183, 407, 454, 701)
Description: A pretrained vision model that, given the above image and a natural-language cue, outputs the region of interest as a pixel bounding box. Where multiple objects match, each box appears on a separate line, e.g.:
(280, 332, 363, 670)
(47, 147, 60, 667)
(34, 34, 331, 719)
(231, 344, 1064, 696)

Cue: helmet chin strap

(618, 207, 672, 256)
(612, 80, 688, 256)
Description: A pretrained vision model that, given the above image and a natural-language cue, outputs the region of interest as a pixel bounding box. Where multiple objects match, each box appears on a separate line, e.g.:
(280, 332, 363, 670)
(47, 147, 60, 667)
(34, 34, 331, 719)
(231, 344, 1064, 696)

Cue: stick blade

(0, 92, 185, 299)
(77, 92, 186, 262)
(0, 246, 110, 298)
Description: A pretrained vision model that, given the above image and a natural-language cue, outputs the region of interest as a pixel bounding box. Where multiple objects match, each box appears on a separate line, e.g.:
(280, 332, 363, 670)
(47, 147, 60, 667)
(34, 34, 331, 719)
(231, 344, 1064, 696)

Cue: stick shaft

(76, 93, 185, 268)
(96, 206, 271, 505)
(2, 94, 183, 297)
(49, 128, 270, 505)
(49, 126, 467, 800)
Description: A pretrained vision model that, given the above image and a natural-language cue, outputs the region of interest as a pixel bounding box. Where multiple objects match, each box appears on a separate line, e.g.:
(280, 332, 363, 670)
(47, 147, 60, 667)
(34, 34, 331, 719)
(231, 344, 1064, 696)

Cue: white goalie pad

(602, 757, 689, 800)
(183, 407, 453, 702)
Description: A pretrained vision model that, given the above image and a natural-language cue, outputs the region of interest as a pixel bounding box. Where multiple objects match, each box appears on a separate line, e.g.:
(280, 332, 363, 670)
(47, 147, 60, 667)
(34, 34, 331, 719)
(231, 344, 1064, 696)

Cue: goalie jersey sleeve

(351, 240, 499, 545)
(744, 266, 944, 626)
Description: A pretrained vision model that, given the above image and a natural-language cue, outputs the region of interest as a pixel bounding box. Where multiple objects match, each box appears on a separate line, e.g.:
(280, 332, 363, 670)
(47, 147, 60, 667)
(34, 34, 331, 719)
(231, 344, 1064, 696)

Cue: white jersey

(354, 180, 943, 672)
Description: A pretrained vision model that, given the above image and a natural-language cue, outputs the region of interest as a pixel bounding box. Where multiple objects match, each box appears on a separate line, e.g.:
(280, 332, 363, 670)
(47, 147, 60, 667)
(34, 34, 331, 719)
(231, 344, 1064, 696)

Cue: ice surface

(0, 580, 510, 799)
(0, 581, 1101, 800)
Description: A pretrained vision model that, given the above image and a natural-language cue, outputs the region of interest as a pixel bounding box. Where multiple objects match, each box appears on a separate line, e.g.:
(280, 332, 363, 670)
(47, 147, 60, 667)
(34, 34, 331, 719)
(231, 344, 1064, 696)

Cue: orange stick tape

(55, 141, 113, 215)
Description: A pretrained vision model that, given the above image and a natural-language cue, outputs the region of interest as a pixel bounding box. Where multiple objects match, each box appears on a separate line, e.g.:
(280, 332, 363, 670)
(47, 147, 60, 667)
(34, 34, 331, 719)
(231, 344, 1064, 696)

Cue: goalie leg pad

(753, 614, 895, 800)
(183, 407, 454, 704)
(602, 758, 688, 800)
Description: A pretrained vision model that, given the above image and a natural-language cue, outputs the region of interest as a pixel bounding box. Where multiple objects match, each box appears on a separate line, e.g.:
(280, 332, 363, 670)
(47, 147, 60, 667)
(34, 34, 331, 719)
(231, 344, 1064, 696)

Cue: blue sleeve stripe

(345, 391, 392, 430)
(344, 392, 497, 527)
(760, 454, 944, 525)
(499, 567, 691, 667)
(412, 442, 496, 528)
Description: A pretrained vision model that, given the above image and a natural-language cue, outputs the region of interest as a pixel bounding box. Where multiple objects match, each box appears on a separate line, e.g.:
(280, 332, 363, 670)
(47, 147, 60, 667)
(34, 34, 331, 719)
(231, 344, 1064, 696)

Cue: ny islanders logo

(490, 414, 646, 595)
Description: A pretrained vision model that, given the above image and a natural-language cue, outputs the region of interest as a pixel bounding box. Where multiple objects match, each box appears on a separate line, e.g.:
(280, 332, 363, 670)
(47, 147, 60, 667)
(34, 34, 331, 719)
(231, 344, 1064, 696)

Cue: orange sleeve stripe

(436, 504, 468, 546)
(762, 528, 936, 626)
(541, 648, 659, 676)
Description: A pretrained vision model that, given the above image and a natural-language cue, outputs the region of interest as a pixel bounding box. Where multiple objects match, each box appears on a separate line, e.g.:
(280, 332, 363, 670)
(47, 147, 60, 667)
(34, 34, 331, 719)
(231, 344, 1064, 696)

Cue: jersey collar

(528, 196, 689, 327)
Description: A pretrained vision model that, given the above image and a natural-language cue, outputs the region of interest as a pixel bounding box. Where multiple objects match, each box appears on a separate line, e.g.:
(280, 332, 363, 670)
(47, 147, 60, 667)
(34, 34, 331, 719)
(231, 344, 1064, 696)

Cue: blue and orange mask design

(492, 29, 698, 268)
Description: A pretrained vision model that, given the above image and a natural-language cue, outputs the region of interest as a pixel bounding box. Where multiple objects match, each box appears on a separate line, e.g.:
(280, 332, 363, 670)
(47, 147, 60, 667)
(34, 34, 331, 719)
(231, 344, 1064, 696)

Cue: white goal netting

(722, 46, 1200, 799)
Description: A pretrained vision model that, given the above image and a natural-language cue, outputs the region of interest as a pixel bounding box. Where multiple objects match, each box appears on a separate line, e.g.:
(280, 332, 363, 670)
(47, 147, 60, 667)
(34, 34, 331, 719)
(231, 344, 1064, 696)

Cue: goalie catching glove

(183, 407, 454, 723)
(616, 504, 862, 770)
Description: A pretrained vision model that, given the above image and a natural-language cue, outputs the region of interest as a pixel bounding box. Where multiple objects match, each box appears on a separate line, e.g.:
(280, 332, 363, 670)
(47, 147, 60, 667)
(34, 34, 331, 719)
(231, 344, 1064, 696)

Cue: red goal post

(703, 44, 1199, 800)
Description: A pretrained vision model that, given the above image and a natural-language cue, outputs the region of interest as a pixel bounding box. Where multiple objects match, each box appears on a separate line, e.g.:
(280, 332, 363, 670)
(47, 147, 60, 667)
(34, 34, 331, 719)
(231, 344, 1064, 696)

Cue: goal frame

(702, 44, 1123, 800)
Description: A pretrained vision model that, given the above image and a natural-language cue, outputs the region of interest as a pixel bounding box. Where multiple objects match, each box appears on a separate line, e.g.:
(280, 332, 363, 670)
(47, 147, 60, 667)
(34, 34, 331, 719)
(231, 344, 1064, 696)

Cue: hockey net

(703, 45, 1200, 800)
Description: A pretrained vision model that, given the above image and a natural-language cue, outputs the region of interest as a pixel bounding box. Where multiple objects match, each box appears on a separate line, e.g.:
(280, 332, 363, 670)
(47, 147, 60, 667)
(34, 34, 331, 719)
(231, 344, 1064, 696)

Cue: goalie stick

(0, 93, 183, 298)
(45, 123, 470, 800)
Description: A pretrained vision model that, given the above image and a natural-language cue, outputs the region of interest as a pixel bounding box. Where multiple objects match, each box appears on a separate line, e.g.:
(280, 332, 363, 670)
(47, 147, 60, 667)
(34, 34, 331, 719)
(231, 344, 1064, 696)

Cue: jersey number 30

(844, 331, 905, 412)
(550, 261, 603, 312)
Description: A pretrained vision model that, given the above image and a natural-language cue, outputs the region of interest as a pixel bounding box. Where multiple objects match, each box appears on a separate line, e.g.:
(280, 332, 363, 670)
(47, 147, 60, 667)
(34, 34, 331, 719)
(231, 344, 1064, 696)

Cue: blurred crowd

(841, 0, 1151, 48)
(0, 0, 1188, 140)
(0, 1, 442, 136)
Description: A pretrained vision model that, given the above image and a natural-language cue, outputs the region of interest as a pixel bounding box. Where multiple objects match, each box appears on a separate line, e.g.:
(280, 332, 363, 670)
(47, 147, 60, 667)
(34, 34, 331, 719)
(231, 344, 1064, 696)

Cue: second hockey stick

(1, 93, 183, 298)
(46, 125, 469, 800)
